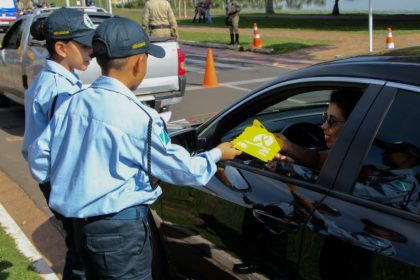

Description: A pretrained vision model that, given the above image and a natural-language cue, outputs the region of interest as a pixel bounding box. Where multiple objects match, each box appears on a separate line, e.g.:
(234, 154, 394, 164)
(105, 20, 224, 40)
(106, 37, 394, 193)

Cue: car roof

(32, 6, 110, 16)
(271, 46, 420, 88)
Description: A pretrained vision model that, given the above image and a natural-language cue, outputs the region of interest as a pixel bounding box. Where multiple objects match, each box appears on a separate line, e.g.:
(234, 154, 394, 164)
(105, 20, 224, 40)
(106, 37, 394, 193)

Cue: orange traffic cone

(202, 48, 219, 88)
(252, 23, 263, 49)
(386, 27, 395, 49)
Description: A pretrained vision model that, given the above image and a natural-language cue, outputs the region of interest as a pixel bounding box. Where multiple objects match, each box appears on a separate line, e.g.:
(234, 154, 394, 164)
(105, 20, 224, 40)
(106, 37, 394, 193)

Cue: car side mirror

(170, 127, 198, 154)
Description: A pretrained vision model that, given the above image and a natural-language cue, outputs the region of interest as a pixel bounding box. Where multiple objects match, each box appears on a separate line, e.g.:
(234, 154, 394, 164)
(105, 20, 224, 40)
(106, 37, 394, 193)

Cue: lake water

(283, 0, 420, 14)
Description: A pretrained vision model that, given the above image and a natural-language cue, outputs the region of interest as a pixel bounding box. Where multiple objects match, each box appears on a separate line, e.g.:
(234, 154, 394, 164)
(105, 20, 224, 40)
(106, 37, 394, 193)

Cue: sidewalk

(0, 170, 63, 279)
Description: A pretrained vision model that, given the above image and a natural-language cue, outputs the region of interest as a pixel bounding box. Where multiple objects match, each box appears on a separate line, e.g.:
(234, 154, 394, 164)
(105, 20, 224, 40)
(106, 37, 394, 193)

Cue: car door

(297, 85, 420, 280)
(0, 18, 25, 102)
(157, 78, 384, 279)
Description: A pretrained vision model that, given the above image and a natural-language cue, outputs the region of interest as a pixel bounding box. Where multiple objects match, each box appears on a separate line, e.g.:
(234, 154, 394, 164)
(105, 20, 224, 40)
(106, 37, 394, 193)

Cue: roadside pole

(369, 0, 373, 52)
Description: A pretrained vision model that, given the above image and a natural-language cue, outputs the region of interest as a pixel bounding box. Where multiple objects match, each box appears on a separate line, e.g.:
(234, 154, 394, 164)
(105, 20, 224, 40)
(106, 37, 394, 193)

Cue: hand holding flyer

(232, 120, 283, 162)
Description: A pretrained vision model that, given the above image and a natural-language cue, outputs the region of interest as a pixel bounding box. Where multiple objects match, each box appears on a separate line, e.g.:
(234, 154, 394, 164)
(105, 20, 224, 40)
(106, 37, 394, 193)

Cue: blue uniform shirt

(22, 59, 82, 160)
(28, 76, 221, 218)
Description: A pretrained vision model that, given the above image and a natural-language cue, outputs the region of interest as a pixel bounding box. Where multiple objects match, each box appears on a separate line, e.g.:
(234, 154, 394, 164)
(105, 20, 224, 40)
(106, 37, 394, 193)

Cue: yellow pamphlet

(232, 120, 284, 162)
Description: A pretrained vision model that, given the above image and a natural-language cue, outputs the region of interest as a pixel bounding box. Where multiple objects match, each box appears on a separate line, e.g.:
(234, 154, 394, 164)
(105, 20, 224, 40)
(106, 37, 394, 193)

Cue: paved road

(171, 43, 302, 121)
(0, 44, 300, 278)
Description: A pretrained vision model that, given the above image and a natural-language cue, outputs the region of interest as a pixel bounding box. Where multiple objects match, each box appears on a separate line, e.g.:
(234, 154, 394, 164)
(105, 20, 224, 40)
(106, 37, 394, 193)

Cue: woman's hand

(274, 133, 295, 162)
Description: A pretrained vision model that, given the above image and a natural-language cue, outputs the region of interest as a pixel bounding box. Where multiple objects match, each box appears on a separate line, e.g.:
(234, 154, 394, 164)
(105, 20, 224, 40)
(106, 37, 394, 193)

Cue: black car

(149, 47, 420, 280)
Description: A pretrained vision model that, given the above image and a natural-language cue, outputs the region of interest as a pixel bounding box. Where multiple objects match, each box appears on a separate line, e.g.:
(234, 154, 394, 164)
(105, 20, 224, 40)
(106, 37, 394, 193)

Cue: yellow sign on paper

(232, 120, 284, 162)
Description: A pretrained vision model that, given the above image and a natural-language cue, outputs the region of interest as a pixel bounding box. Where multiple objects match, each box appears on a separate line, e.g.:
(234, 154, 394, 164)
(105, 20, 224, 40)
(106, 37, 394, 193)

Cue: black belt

(78, 205, 148, 223)
(150, 24, 170, 30)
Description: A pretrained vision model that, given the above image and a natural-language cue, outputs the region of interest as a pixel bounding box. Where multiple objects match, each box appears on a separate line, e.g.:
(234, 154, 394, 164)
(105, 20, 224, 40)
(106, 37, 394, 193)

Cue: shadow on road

(32, 217, 66, 278)
(0, 104, 25, 137)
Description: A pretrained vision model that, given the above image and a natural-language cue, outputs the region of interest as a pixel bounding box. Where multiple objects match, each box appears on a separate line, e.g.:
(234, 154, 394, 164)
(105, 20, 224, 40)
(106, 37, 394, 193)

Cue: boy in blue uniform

(22, 7, 95, 280)
(28, 16, 241, 279)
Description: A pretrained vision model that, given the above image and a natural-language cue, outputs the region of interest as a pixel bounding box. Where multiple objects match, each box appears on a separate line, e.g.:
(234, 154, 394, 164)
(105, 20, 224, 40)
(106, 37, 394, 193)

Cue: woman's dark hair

(330, 88, 364, 120)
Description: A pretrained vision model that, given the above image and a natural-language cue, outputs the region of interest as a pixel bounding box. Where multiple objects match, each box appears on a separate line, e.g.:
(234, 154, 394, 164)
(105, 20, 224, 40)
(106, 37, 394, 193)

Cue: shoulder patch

(158, 128, 170, 146)
(83, 14, 95, 29)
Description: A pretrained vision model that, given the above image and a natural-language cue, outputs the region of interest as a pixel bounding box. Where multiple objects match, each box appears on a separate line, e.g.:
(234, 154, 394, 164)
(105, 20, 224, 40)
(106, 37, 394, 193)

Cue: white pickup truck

(0, 7, 186, 119)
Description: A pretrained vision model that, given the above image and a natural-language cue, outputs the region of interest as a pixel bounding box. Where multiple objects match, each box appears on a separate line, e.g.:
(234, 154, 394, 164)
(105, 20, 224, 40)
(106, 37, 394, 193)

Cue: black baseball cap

(92, 16, 165, 59)
(375, 139, 420, 159)
(45, 7, 95, 47)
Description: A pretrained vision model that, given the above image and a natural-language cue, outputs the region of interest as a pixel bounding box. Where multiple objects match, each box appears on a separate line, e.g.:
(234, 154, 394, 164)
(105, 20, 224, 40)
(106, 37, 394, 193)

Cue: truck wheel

(0, 95, 10, 108)
(148, 213, 170, 280)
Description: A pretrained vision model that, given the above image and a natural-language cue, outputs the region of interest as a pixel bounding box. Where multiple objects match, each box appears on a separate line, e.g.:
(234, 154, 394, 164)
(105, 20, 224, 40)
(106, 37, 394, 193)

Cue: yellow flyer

(232, 120, 283, 162)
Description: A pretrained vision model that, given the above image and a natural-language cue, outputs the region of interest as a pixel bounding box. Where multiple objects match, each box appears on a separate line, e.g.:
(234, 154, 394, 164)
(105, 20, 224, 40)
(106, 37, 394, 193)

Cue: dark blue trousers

(73, 206, 152, 280)
(39, 182, 85, 280)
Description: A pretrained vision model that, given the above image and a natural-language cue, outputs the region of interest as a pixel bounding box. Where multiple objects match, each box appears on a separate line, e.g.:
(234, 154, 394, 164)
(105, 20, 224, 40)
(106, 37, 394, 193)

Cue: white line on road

(186, 58, 254, 71)
(186, 77, 276, 92)
(5, 136, 23, 142)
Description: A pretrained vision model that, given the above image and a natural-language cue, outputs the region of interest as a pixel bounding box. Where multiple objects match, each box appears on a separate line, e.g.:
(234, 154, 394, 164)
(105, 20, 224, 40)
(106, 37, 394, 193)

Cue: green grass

(179, 30, 327, 54)
(114, 8, 420, 33)
(0, 225, 42, 280)
(112, 8, 420, 54)
(178, 14, 420, 33)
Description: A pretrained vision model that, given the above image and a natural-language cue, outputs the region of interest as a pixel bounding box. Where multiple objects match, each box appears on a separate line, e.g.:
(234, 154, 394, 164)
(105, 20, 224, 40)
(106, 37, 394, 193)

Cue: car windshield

(258, 90, 331, 115)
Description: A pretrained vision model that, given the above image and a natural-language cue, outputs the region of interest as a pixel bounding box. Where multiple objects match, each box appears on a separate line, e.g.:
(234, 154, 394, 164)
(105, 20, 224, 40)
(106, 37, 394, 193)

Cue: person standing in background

(226, 0, 241, 45)
(203, 0, 212, 23)
(142, 0, 179, 40)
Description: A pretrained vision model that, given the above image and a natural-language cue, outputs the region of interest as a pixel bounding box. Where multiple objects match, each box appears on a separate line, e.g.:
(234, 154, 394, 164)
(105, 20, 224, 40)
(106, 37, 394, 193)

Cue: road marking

(223, 84, 249, 92)
(5, 136, 23, 142)
(186, 77, 276, 91)
(288, 98, 307, 104)
(186, 58, 254, 71)
(0, 203, 59, 280)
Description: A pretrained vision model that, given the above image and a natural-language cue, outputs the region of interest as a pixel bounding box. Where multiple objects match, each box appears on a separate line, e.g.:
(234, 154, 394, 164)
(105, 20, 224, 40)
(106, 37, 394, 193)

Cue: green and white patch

(159, 129, 170, 146)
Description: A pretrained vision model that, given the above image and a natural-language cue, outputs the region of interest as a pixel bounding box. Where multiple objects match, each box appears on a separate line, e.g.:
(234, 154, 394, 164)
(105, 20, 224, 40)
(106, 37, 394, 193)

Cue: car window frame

(332, 83, 420, 221)
(2, 18, 23, 49)
(199, 77, 385, 190)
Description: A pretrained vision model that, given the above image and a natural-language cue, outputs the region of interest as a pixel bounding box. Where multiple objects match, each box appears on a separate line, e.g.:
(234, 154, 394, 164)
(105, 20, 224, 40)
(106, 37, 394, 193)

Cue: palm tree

(266, 0, 274, 14)
(332, 0, 340, 15)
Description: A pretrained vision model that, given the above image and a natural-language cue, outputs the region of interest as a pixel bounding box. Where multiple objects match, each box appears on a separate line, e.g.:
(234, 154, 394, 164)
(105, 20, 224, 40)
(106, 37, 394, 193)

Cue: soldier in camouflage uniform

(142, 0, 179, 39)
(226, 0, 241, 45)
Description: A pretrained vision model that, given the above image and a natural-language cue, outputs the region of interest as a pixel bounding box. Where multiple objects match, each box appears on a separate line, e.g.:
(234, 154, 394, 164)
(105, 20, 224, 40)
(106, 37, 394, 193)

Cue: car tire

(0, 95, 10, 108)
(148, 213, 170, 280)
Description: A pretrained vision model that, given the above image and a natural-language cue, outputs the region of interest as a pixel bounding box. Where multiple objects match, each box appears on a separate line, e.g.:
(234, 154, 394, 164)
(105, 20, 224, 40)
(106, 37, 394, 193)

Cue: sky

(284, 0, 420, 13)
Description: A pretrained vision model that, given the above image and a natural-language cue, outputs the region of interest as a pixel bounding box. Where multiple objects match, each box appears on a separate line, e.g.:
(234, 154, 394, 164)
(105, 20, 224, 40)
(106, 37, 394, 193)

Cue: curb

(0, 202, 59, 280)
(180, 39, 275, 54)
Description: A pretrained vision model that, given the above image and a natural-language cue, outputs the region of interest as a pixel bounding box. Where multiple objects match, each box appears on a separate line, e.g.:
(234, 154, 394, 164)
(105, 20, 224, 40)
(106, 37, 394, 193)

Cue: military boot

(229, 33, 234, 45)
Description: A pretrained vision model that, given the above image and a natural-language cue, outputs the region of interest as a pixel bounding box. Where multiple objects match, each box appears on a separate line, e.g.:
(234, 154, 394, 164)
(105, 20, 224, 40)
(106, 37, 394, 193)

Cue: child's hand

(217, 142, 242, 160)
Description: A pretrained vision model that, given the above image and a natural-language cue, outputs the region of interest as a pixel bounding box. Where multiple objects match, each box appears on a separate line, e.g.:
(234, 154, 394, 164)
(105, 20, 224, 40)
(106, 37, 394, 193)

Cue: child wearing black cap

(22, 7, 96, 280)
(27, 16, 241, 279)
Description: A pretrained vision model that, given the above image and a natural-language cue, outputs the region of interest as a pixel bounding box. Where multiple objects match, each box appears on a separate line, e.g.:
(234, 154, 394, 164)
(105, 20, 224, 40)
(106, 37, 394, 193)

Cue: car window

(2, 19, 23, 49)
(220, 86, 366, 184)
(352, 90, 420, 215)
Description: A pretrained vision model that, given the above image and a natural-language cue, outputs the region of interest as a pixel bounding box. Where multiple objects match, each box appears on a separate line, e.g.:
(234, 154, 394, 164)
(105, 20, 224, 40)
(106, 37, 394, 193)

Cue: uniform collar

(91, 76, 137, 101)
(44, 59, 81, 86)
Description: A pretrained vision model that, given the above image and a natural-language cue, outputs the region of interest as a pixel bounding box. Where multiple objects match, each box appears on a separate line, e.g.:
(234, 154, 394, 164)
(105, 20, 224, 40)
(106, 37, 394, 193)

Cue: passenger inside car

(275, 88, 364, 171)
(354, 140, 420, 213)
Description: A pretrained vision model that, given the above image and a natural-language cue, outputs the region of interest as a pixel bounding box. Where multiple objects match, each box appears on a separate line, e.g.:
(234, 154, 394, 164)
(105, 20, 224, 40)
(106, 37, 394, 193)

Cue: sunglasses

(322, 112, 345, 127)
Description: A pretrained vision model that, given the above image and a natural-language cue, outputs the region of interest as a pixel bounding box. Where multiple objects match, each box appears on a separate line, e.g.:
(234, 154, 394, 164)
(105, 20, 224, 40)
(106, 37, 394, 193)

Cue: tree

(332, 0, 339, 15)
(266, 0, 274, 14)
(285, 0, 325, 10)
